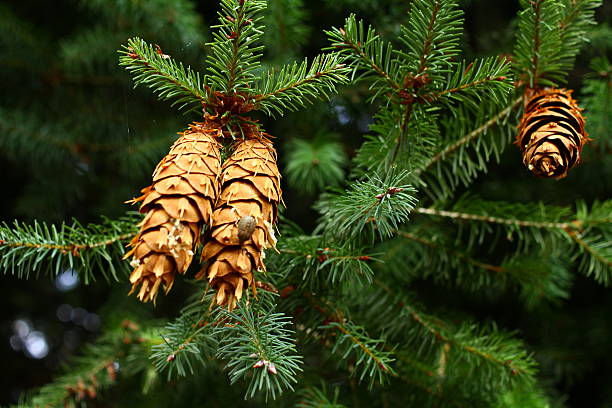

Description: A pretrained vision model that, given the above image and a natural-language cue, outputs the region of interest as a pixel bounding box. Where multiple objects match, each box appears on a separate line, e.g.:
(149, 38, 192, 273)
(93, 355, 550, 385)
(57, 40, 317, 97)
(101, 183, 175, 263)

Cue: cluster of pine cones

(125, 122, 281, 309)
(124, 86, 589, 308)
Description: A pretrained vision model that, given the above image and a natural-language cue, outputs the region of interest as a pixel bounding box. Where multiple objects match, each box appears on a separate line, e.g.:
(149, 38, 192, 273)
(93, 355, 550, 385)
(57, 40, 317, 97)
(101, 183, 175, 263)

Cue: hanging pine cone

(516, 88, 588, 179)
(196, 136, 281, 310)
(125, 124, 222, 302)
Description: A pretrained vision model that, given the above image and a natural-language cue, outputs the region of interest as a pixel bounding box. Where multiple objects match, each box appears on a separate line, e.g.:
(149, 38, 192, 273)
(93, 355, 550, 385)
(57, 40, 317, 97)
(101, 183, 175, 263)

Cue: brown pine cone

(516, 88, 588, 179)
(125, 125, 222, 302)
(197, 136, 281, 310)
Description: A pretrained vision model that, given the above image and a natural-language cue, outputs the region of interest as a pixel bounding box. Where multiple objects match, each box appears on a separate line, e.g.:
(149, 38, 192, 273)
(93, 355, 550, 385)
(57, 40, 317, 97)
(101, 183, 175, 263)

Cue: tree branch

(416, 97, 521, 174)
(413, 206, 572, 230)
(374, 280, 530, 377)
(397, 231, 506, 273)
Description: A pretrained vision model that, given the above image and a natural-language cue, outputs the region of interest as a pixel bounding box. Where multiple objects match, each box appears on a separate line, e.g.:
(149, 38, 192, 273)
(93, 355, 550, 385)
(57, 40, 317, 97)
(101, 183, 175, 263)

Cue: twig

(416, 97, 521, 175)
(413, 207, 571, 230)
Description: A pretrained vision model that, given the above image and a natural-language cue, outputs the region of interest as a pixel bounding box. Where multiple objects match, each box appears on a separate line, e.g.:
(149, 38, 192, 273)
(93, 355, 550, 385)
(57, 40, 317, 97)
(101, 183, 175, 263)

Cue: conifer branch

(374, 281, 535, 379)
(315, 171, 418, 242)
(150, 308, 217, 379)
(381, 227, 572, 307)
(567, 230, 612, 285)
(397, 0, 463, 84)
(568, 231, 612, 268)
(253, 54, 350, 116)
(531, 0, 543, 86)
(556, 0, 602, 76)
(397, 231, 506, 274)
(0, 232, 133, 254)
(119, 37, 209, 113)
(295, 384, 346, 408)
(271, 235, 376, 286)
(326, 15, 401, 93)
(512, 0, 598, 86)
(324, 321, 396, 387)
(414, 201, 612, 285)
(514, 0, 560, 87)
(413, 207, 571, 230)
(416, 97, 521, 174)
(0, 213, 139, 283)
(213, 298, 303, 400)
(206, 0, 266, 93)
(431, 57, 513, 108)
(292, 294, 396, 388)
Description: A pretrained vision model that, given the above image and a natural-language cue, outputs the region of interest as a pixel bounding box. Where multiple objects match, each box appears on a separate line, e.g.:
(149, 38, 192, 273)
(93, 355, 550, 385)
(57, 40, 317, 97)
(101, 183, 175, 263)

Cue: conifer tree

(1, 0, 611, 407)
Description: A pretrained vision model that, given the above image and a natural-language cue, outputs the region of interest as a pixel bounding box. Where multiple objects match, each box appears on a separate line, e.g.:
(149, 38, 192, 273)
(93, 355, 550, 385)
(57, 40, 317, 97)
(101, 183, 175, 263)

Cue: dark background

(0, 0, 610, 406)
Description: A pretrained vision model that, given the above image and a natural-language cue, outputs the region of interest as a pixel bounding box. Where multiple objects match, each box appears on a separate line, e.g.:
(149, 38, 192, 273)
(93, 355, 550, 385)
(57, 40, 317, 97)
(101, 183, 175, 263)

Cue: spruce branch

(556, 0, 602, 77)
(150, 307, 217, 380)
(0, 213, 139, 283)
(414, 199, 612, 284)
(374, 282, 537, 387)
(326, 15, 401, 100)
(514, 0, 560, 87)
(414, 207, 571, 230)
(295, 384, 346, 408)
(511, 0, 599, 86)
(410, 96, 521, 200)
(253, 53, 351, 116)
(390, 229, 572, 307)
(416, 97, 522, 175)
(315, 171, 418, 242)
(398, 230, 506, 274)
(271, 235, 377, 287)
(213, 298, 303, 400)
(582, 57, 612, 150)
(206, 0, 266, 93)
(119, 37, 209, 113)
(352, 107, 440, 176)
(494, 383, 554, 408)
(567, 230, 612, 285)
(432, 57, 513, 108)
(397, 0, 464, 85)
(323, 321, 396, 387)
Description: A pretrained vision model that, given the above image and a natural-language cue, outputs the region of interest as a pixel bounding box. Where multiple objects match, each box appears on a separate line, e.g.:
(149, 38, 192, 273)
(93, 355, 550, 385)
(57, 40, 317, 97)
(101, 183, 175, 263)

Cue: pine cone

(197, 136, 281, 309)
(516, 88, 588, 179)
(125, 125, 222, 302)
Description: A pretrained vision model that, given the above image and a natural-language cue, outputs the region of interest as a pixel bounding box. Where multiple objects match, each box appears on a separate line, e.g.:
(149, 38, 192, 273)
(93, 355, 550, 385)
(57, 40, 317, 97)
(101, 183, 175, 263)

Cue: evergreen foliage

(1, 0, 610, 407)
(0, 214, 139, 282)
(284, 135, 348, 194)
